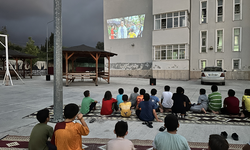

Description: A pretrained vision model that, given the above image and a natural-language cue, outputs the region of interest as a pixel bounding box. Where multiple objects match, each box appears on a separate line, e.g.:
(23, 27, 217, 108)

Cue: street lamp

(46, 19, 54, 80)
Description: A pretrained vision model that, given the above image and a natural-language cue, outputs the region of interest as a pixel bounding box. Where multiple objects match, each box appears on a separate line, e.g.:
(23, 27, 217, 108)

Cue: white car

(201, 67, 226, 85)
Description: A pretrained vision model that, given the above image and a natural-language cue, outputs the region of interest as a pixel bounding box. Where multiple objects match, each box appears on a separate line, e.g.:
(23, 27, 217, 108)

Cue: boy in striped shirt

(208, 85, 222, 114)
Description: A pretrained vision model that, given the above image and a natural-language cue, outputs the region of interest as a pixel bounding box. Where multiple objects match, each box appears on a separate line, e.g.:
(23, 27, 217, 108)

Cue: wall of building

(153, 28, 189, 45)
(190, 0, 250, 79)
(103, 0, 153, 77)
(153, 0, 190, 14)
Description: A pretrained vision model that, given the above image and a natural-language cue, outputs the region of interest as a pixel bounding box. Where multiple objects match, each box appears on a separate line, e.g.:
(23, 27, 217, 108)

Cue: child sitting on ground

(136, 89, 145, 110)
(190, 88, 208, 113)
(101, 91, 118, 115)
(208, 134, 229, 150)
(80, 90, 98, 114)
(51, 103, 89, 150)
(221, 89, 240, 116)
(150, 88, 163, 113)
(29, 108, 56, 150)
(172, 87, 187, 118)
(119, 94, 132, 117)
(208, 85, 222, 114)
(107, 120, 135, 150)
(153, 114, 190, 150)
(128, 87, 139, 109)
(241, 89, 250, 118)
(116, 88, 124, 107)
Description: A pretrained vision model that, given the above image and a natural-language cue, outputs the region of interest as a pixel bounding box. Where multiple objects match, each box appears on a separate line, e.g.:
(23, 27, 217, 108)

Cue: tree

(95, 41, 104, 50)
(24, 37, 40, 65)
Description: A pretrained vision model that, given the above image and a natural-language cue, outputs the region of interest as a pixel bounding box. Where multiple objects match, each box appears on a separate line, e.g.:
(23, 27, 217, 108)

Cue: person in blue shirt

(150, 88, 163, 113)
(116, 88, 124, 107)
(137, 93, 162, 128)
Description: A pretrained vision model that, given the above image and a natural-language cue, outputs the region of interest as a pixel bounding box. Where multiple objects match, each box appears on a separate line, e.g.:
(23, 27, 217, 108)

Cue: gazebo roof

(63, 44, 117, 57)
(0, 49, 37, 59)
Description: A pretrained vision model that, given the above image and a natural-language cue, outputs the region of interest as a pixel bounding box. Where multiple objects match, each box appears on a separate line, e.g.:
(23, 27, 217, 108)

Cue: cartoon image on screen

(107, 14, 145, 39)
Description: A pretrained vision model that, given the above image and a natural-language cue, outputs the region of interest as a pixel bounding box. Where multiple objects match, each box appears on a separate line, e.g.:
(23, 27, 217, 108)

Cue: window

(232, 58, 241, 69)
(216, 29, 223, 52)
(154, 11, 187, 30)
(233, 27, 241, 51)
(215, 59, 223, 68)
(154, 44, 186, 60)
(200, 31, 207, 53)
(154, 46, 161, 60)
(217, 0, 224, 22)
(201, 1, 207, 23)
(200, 59, 207, 69)
(233, 0, 242, 20)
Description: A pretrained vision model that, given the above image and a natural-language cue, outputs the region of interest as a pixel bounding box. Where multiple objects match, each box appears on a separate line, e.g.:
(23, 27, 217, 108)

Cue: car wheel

(222, 82, 225, 85)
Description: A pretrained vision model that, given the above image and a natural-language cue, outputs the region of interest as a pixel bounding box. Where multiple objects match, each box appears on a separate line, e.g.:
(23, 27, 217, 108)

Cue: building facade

(103, 0, 250, 80)
(190, 0, 250, 80)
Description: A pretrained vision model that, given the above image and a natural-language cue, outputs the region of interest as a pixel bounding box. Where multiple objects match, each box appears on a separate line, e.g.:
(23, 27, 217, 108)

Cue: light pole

(46, 19, 54, 80)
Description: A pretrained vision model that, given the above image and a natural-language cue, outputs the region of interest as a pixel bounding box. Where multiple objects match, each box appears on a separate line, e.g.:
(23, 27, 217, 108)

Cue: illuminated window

(233, 0, 242, 20)
(200, 31, 207, 53)
(154, 44, 186, 60)
(154, 11, 187, 30)
(217, 0, 224, 22)
(233, 27, 241, 51)
(201, 1, 207, 23)
(200, 60, 207, 69)
(215, 59, 223, 68)
(216, 29, 223, 52)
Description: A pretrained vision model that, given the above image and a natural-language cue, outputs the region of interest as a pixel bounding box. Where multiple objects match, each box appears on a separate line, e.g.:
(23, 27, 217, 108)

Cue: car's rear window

(204, 67, 223, 71)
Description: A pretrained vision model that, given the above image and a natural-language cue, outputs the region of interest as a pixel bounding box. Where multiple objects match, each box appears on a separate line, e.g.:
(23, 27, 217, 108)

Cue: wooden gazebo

(63, 44, 117, 86)
(0, 49, 37, 79)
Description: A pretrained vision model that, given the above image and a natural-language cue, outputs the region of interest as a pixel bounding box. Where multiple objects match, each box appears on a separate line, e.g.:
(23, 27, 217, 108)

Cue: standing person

(190, 88, 208, 113)
(128, 87, 139, 109)
(136, 93, 162, 128)
(119, 94, 132, 117)
(116, 88, 124, 107)
(208, 85, 222, 114)
(110, 25, 115, 39)
(101, 91, 118, 115)
(80, 90, 98, 115)
(161, 85, 173, 112)
(117, 20, 127, 39)
(153, 114, 190, 150)
(172, 87, 186, 118)
(221, 89, 240, 116)
(107, 121, 135, 150)
(136, 89, 146, 110)
(51, 103, 89, 150)
(29, 109, 56, 150)
(150, 88, 163, 113)
(241, 89, 250, 118)
(208, 134, 229, 150)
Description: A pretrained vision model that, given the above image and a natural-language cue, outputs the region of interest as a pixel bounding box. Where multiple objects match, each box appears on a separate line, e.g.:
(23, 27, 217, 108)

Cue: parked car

(201, 67, 226, 85)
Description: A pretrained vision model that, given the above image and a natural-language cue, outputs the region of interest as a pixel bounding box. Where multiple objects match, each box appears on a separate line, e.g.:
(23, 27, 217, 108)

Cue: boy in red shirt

(221, 89, 240, 116)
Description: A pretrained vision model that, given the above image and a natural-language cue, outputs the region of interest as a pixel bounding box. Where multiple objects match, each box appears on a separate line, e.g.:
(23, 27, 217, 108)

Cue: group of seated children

(79, 85, 250, 122)
(29, 110, 234, 150)
(29, 103, 89, 150)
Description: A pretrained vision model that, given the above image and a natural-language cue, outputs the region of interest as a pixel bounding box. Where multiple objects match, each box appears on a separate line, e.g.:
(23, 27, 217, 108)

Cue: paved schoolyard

(0, 76, 249, 144)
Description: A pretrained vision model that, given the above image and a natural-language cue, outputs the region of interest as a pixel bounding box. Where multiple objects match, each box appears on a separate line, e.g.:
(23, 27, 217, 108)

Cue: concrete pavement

(0, 76, 249, 144)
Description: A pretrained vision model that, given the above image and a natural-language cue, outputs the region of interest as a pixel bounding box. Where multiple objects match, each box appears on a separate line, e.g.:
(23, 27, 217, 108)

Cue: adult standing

(117, 20, 127, 39)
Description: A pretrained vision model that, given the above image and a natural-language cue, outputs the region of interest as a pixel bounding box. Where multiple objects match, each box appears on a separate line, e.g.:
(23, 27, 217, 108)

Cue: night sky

(0, 0, 104, 48)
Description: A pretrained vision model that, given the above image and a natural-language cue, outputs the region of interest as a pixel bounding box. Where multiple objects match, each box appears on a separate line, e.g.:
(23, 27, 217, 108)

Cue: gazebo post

(90, 53, 100, 86)
(107, 55, 110, 84)
(30, 58, 32, 79)
(71, 57, 77, 73)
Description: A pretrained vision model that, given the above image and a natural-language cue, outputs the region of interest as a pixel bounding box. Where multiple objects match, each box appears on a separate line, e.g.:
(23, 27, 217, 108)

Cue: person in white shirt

(161, 85, 173, 112)
(107, 121, 135, 150)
